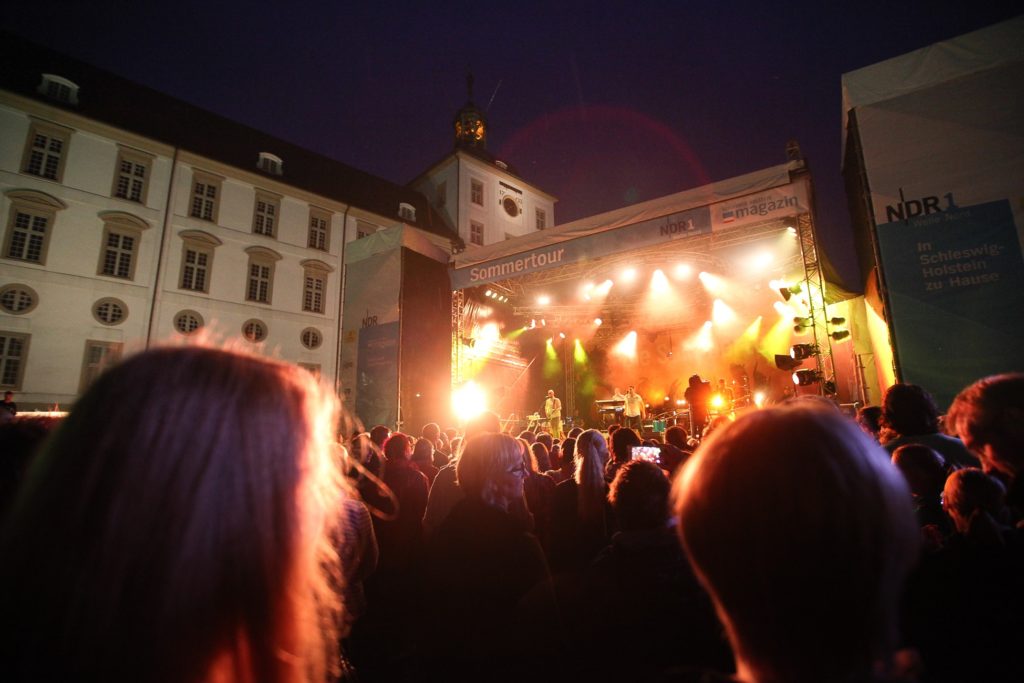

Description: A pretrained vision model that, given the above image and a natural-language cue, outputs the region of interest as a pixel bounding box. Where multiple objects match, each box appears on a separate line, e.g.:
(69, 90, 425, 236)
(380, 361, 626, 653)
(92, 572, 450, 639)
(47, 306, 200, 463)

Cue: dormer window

(257, 152, 283, 176)
(495, 160, 508, 170)
(398, 203, 416, 222)
(38, 74, 79, 105)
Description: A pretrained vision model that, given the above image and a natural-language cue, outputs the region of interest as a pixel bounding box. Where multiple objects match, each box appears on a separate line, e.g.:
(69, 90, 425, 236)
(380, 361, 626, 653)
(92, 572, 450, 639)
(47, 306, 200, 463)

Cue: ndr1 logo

(884, 188, 957, 223)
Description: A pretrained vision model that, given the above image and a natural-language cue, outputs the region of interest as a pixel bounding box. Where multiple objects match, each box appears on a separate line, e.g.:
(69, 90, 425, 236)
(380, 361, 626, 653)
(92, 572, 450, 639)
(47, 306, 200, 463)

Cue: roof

(0, 32, 457, 241)
(841, 16, 1024, 160)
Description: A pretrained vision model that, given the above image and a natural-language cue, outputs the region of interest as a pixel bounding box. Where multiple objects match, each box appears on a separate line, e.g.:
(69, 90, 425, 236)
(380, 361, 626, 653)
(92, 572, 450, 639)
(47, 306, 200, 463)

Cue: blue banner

(355, 321, 400, 428)
(451, 205, 712, 289)
(877, 200, 1024, 408)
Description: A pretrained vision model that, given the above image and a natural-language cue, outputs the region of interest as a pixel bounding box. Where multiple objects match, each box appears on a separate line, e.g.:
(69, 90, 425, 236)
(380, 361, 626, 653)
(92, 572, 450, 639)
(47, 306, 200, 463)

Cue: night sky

(4, 2, 1018, 287)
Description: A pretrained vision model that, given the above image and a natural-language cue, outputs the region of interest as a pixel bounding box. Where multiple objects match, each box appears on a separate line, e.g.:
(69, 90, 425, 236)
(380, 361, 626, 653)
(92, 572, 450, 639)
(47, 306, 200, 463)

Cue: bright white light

(712, 299, 737, 326)
(478, 306, 493, 318)
(773, 301, 794, 317)
(485, 290, 493, 297)
(595, 279, 614, 296)
(452, 381, 487, 421)
(749, 250, 773, 270)
(650, 269, 670, 294)
(613, 330, 638, 358)
(558, 332, 566, 339)
(594, 318, 603, 326)
(537, 295, 551, 306)
(754, 391, 767, 408)
(787, 226, 798, 236)
(673, 263, 692, 279)
(479, 322, 499, 341)
(620, 268, 637, 284)
(684, 321, 714, 352)
(698, 271, 726, 296)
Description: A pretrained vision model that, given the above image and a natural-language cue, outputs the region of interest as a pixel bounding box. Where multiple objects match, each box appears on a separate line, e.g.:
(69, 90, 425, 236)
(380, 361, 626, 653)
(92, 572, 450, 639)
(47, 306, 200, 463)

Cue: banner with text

(877, 200, 1024, 407)
(709, 181, 809, 232)
(451, 205, 712, 289)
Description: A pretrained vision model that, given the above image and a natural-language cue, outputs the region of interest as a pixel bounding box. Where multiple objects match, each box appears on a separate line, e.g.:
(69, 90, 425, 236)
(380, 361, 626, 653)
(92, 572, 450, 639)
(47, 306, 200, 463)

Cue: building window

(245, 247, 281, 304)
(300, 259, 333, 314)
(22, 121, 71, 182)
(242, 319, 268, 343)
(38, 74, 80, 105)
(252, 192, 280, 237)
(97, 213, 148, 281)
(300, 327, 323, 350)
(79, 340, 123, 392)
(0, 284, 38, 315)
(92, 297, 127, 326)
(0, 332, 30, 389)
(178, 230, 221, 293)
(3, 190, 65, 265)
(173, 310, 204, 335)
(356, 221, 377, 239)
(257, 152, 283, 176)
(189, 171, 221, 222)
(471, 179, 484, 206)
(470, 220, 484, 246)
(308, 209, 330, 251)
(536, 208, 546, 230)
(399, 202, 416, 222)
(112, 149, 152, 204)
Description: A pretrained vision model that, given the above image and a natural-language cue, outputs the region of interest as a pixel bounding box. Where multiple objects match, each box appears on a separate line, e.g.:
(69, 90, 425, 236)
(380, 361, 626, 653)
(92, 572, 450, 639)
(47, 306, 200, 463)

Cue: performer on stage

(623, 385, 646, 431)
(544, 389, 563, 439)
(685, 374, 712, 437)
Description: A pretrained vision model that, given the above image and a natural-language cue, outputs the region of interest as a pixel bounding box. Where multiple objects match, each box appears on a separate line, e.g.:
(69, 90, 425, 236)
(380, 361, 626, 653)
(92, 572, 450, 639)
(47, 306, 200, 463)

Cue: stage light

(620, 267, 637, 283)
(676, 399, 685, 406)
(698, 271, 726, 296)
(793, 316, 813, 331)
(779, 283, 802, 301)
(663, 396, 670, 402)
(595, 279, 614, 296)
(712, 299, 737, 326)
(452, 381, 487, 421)
(749, 250, 773, 270)
(558, 332, 566, 339)
(673, 263, 692, 279)
(573, 338, 587, 363)
(685, 321, 714, 352)
(790, 343, 817, 360)
(774, 354, 803, 371)
(773, 301, 794, 317)
(831, 330, 851, 341)
(829, 317, 847, 326)
(754, 391, 766, 408)
(540, 319, 546, 327)
(593, 318, 602, 326)
(529, 319, 537, 329)
(710, 394, 725, 409)
(787, 226, 798, 236)
(650, 269, 670, 294)
(537, 295, 551, 306)
(792, 369, 822, 386)
(485, 289, 493, 297)
(613, 330, 638, 358)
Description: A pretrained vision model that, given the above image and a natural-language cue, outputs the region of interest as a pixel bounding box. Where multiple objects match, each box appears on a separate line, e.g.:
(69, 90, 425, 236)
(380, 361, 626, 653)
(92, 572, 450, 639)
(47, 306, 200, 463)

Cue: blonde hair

(456, 432, 522, 499)
(0, 345, 345, 681)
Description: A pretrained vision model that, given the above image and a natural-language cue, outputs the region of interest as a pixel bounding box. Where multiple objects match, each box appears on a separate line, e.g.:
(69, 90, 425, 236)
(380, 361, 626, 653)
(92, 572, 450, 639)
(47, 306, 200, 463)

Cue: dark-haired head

(882, 384, 939, 437)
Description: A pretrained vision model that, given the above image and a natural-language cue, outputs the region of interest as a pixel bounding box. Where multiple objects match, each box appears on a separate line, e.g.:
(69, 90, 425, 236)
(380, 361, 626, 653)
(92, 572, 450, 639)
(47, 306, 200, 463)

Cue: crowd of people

(0, 345, 1021, 682)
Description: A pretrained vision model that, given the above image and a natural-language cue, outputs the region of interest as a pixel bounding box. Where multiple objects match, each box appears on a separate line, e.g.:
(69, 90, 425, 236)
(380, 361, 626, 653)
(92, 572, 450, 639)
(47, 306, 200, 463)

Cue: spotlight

(620, 268, 637, 283)
(779, 283, 802, 301)
(485, 290, 493, 297)
(830, 330, 851, 342)
(594, 318, 602, 326)
(792, 369, 822, 386)
(537, 295, 551, 306)
(790, 343, 817, 360)
(793, 316, 813, 329)
(774, 354, 803, 371)
(829, 317, 846, 326)
(558, 332, 566, 339)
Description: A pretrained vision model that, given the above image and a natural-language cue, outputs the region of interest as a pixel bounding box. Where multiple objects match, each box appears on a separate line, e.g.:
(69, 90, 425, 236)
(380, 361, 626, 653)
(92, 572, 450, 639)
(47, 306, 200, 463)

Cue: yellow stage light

(452, 381, 487, 421)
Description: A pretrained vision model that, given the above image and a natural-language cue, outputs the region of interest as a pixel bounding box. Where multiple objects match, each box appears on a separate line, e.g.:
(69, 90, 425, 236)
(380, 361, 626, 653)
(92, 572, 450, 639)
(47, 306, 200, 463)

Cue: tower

(453, 72, 487, 150)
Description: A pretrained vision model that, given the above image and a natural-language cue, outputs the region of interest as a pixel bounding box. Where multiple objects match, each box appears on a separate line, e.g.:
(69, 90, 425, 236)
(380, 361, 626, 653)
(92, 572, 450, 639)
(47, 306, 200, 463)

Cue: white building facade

(0, 38, 455, 410)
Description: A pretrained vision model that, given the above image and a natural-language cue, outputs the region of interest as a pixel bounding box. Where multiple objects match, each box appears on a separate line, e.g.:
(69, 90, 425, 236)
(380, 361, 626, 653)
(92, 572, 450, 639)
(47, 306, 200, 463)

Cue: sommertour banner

(450, 182, 808, 289)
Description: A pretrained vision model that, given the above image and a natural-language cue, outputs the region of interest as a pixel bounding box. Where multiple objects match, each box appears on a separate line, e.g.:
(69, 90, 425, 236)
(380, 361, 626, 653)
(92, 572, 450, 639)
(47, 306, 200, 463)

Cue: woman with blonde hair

(0, 346, 346, 682)
(550, 428, 614, 573)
